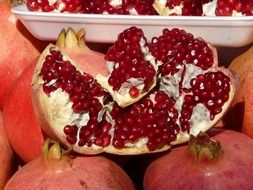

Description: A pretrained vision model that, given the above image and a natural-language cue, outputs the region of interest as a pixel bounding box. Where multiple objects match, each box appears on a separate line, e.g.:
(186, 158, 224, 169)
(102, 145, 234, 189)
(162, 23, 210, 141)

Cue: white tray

(12, 5, 253, 47)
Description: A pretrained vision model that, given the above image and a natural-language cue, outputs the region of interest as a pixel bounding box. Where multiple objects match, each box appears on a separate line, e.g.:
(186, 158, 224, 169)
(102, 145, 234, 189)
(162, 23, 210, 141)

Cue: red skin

(226, 46, 253, 137)
(4, 155, 135, 190)
(0, 112, 13, 189)
(0, 0, 48, 109)
(3, 64, 44, 162)
(144, 130, 253, 190)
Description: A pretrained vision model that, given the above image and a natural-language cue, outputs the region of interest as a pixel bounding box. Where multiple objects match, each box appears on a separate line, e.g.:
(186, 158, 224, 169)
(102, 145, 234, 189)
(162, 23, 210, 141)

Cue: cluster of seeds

(149, 28, 214, 76)
(105, 26, 156, 97)
(110, 90, 179, 151)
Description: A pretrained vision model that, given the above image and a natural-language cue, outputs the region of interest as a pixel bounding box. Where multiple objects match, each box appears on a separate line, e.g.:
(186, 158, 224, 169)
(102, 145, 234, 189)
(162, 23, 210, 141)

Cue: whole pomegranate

(32, 27, 236, 155)
(144, 129, 253, 190)
(4, 139, 135, 190)
(3, 27, 107, 162)
(154, 0, 253, 16)
(225, 46, 253, 137)
(0, 0, 48, 109)
(0, 112, 13, 189)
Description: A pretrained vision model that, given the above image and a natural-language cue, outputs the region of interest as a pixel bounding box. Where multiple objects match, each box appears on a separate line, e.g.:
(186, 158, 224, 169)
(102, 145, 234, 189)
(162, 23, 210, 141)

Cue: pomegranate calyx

(56, 27, 89, 52)
(42, 139, 72, 171)
(188, 132, 223, 161)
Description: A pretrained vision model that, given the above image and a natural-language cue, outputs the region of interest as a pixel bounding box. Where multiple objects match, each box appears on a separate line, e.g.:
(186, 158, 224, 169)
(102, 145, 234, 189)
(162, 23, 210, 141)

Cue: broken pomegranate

(32, 27, 236, 155)
(153, 0, 253, 16)
(97, 26, 158, 107)
(2, 27, 109, 162)
(4, 139, 135, 190)
(144, 130, 253, 189)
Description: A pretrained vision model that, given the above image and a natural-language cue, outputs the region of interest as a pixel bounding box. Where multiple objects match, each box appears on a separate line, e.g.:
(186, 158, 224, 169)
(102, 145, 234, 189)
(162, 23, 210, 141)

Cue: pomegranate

(225, 46, 253, 138)
(153, 0, 253, 16)
(144, 129, 253, 190)
(0, 0, 48, 109)
(4, 139, 135, 190)
(3, 64, 45, 163)
(0, 112, 13, 189)
(32, 27, 236, 155)
(3, 27, 107, 162)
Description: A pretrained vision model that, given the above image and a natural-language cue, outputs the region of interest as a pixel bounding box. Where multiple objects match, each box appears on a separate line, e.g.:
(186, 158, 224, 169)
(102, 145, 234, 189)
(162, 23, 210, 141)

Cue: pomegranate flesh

(4, 139, 135, 190)
(32, 27, 236, 155)
(144, 130, 253, 190)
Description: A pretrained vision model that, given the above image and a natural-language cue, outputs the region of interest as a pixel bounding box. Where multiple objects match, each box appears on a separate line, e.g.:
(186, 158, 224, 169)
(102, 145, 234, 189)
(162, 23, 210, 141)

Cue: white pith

(96, 37, 158, 108)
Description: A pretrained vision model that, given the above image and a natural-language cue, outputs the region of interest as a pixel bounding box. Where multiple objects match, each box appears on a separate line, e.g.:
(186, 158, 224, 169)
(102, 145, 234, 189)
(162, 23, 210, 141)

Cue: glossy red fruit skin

(144, 130, 253, 190)
(0, 1, 49, 109)
(3, 64, 44, 162)
(0, 112, 13, 189)
(4, 155, 136, 190)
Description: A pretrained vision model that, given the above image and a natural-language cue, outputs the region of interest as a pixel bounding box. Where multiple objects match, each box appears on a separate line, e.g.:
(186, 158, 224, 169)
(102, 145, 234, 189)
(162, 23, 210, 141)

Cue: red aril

(32, 27, 236, 155)
(0, 112, 13, 189)
(0, 0, 48, 110)
(144, 129, 253, 190)
(4, 139, 135, 190)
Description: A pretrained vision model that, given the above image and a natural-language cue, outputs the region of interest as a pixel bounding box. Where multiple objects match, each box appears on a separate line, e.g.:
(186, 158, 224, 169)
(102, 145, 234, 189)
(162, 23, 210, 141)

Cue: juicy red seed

(129, 86, 140, 98)
(66, 135, 77, 145)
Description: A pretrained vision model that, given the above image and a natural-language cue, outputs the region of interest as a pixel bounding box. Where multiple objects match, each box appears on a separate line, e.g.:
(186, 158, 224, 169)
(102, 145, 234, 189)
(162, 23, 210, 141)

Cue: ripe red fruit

(144, 130, 253, 190)
(0, 112, 13, 189)
(4, 139, 135, 190)
(225, 46, 253, 138)
(0, 0, 48, 109)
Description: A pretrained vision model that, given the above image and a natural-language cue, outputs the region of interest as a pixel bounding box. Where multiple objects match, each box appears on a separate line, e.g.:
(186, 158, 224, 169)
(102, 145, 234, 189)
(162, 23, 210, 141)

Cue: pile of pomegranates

(2, 0, 253, 189)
